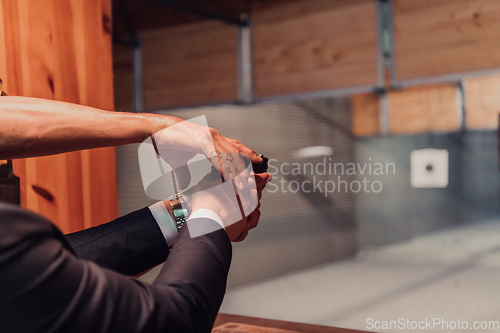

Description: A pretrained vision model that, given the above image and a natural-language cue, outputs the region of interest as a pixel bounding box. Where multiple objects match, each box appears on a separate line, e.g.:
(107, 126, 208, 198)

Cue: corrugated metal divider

(116, 97, 500, 288)
(117, 97, 358, 287)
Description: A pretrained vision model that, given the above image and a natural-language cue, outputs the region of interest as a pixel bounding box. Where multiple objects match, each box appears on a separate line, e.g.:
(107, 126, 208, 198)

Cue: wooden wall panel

(113, 45, 133, 111)
(142, 21, 238, 109)
(0, 0, 117, 233)
(388, 85, 460, 134)
(253, 0, 379, 98)
(351, 93, 380, 136)
(352, 85, 460, 136)
(394, 0, 500, 80)
(465, 74, 500, 130)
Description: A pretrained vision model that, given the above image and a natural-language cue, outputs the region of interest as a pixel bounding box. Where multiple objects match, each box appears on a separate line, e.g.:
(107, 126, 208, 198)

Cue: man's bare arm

(0, 96, 182, 159)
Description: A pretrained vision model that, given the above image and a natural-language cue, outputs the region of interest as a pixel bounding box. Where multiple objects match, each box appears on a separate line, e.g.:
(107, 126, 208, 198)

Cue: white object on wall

(411, 149, 449, 188)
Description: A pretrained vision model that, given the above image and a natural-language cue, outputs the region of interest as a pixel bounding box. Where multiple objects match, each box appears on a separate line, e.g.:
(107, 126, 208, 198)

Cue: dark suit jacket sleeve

(0, 203, 232, 333)
(64, 207, 169, 276)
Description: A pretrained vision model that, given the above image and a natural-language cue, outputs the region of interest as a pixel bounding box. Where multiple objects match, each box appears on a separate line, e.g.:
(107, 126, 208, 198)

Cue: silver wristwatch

(167, 193, 188, 231)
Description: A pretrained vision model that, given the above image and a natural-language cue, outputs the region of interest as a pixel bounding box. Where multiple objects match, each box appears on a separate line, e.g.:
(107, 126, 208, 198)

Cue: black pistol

(252, 154, 269, 174)
(209, 153, 269, 180)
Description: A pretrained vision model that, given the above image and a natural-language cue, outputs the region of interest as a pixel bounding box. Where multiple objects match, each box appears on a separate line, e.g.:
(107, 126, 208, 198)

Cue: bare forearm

(0, 96, 182, 159)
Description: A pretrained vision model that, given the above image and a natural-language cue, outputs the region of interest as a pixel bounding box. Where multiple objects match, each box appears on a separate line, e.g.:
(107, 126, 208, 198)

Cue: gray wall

(355, 131, 500, 248)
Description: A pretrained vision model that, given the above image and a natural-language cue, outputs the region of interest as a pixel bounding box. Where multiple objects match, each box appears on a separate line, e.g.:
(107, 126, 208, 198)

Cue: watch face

(169, 195, 187, 231)
(173, 208, 186, 218)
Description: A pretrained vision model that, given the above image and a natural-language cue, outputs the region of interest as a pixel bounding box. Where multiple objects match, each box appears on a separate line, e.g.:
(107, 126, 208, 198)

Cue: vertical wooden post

(0, 0, 118, 233)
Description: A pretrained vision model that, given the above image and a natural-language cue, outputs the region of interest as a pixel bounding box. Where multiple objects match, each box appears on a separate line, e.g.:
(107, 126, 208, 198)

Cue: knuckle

(209, 127, 220, 136)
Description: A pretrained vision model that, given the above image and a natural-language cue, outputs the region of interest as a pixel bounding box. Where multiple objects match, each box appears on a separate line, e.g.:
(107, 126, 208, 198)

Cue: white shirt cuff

(188, 209, 224, 228)
(148, 201, 178, 244)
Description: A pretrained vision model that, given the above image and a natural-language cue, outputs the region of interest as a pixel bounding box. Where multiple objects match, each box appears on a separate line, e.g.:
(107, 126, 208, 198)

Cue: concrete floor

(219, 220, 500, 332)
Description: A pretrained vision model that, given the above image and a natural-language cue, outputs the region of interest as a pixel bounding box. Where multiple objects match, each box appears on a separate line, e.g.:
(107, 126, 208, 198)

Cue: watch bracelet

(167, 193, 188, 231)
